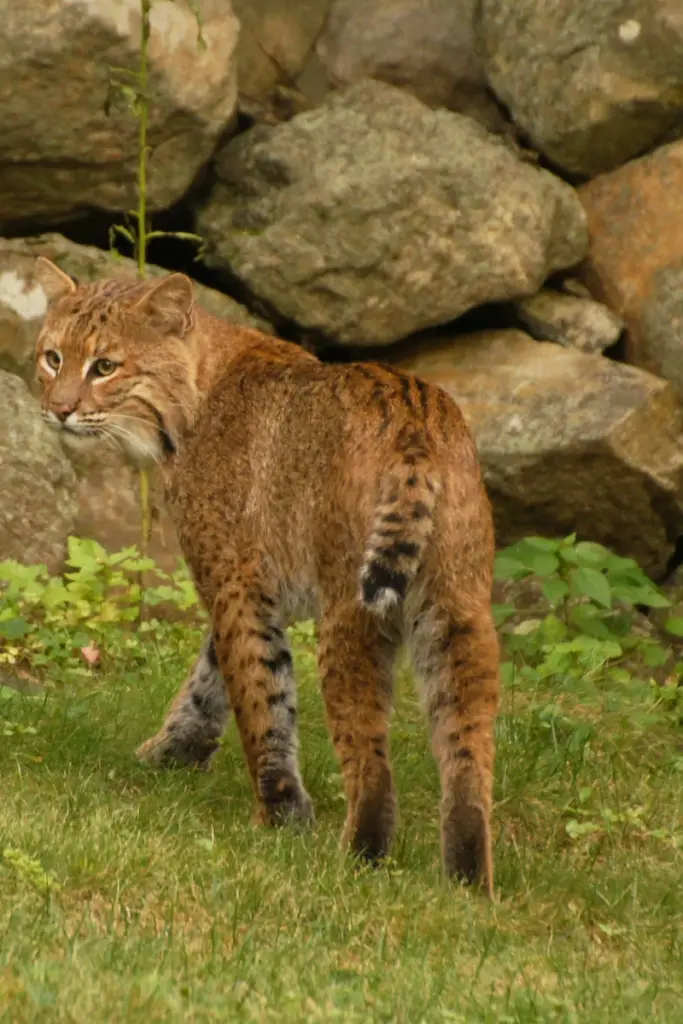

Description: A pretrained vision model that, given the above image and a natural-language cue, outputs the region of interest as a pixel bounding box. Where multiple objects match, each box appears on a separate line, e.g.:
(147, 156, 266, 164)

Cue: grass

(1, 627, 682, 1023)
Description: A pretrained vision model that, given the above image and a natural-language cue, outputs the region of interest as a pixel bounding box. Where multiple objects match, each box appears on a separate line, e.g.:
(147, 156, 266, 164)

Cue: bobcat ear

(133, 274, 195, 337)
(35, 257, 77, 301)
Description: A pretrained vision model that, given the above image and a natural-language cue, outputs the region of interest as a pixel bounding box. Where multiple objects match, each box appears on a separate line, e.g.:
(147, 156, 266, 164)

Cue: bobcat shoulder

(34, 260, 500, 896)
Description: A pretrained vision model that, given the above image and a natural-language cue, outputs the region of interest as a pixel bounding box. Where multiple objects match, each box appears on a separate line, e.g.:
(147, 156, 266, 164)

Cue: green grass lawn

(1, 626, 682, 1023)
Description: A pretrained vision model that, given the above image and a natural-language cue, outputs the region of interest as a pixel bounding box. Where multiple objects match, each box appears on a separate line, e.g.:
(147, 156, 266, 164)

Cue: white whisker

(128, 390, 194, 424)
(100, 421, 161, 467)
(110, 427, 161, 465)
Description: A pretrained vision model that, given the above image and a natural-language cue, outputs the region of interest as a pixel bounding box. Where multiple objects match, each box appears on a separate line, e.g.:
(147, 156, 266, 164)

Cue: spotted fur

(34, 259, 500, 895)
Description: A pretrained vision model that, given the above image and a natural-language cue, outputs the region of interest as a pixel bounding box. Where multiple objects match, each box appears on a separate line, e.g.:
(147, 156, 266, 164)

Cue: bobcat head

(34, 258, 198, 467)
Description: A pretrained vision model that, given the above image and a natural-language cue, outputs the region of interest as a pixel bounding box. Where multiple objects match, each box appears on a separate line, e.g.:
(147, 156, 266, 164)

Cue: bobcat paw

(136, 728, 219, 771)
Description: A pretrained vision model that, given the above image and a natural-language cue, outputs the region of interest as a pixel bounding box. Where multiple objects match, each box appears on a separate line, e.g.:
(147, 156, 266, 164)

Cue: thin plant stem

(137, 0, 151, 278)
(137, 0, 152, 611)
(109, 0, 204, 589)
(139, 463, 152, 558)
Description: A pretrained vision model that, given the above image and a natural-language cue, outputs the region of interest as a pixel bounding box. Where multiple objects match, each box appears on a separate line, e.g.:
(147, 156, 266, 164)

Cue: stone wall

(2, 0, 683, 577)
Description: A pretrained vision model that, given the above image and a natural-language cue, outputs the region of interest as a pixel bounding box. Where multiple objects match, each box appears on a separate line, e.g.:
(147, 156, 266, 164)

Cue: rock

(476, 0, 683, 179)
(68, 451, 181, 575)
(578, 140, 683, 397)
(561, 278, 594, 300)
(514, 289, 624, 354)
(0, 234, 270, 570)
(199, 79, 587, 346)
(317, 0, 504, 131)
(0, 371, 77, 572)
(232, 0, 332, 122)
(0, 234, 270, 382)
(0, 0, 239, 225)
(386, 330, 683, 577)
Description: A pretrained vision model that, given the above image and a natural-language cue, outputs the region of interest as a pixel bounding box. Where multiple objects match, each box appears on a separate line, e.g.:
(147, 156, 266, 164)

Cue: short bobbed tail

(359, 433, 440, 614)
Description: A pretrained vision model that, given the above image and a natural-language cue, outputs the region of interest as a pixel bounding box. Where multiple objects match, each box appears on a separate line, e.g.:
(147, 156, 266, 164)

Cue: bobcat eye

(91, 357, 117, 378)
(43, 350, 62, 372)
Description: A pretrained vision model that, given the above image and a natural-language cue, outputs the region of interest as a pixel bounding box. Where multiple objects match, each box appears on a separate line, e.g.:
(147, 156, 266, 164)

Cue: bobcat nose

(52, 401, 78, 422)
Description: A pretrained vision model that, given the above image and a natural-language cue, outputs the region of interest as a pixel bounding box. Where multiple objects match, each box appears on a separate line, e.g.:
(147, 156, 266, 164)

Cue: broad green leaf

(41, 584, 69, 610)
(570, 567, 612, 609)
(573, 632, 622, 660)
(539, 613, 568, 644)
(519, 664, 540, 683)
(568, 604, 612, 639)
(558, 547, 580, 565)
(607, 666, 632, 684)
(0, 617, 30, 639)
(0, 561, 47, 581)
(611, 584, 670, 609)
(665, 617, 683, 637)
(494, 555, 529, 581)
(601, 611, 634, 638)
(522, 551, 560, 577)
(572, 541, 611, 565)
(67, 536, 108, 568)
(606, 556, 651, 581)
(643, 643, 669, 668)
(504, 540, 560, 575)
(521, 537, 561, 553)
(120, 557, 157, 572)
(542, 578, 569, 606)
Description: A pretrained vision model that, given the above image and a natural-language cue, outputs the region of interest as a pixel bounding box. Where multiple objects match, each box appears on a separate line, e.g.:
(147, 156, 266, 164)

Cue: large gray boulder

(476, 0, 683, 178)
(0, 0, 239, 225)
(388, 330, 683, 577)
(317, 0, 504, 131)
(199, 79, 587, 346)
(0, 372, 77, 573)
(578, 140, 683, 400)
(232, 0, 332, 122)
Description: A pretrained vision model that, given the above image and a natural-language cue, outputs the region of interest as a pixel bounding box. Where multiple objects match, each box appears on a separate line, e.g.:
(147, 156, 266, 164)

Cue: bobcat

(34, 258, 500, 895)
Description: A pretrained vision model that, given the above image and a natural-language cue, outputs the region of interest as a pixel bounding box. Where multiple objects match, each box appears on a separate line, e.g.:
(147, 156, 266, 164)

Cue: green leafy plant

(0, 537, 203, 679)
(494, 535, 682, 714)
(563, 785, 682, 850)
(4, 533, 681, 727)
(2, 847, 60, 895)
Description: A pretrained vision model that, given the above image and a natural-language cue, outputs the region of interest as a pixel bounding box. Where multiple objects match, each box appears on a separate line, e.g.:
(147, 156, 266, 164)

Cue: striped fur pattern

(34, 259, 500, 896)
(359, 418, 441, 614)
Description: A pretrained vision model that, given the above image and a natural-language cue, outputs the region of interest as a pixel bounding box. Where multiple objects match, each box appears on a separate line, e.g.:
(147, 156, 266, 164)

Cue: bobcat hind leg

(411, 605, 500, 897)
(318, 601, 398, 861)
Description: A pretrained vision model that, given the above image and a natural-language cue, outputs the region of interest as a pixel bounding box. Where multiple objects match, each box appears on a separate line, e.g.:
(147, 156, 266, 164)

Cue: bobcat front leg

(136, 633, 230, 770)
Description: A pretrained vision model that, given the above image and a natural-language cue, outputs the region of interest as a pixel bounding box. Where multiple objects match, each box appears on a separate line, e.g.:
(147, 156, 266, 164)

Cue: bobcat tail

(359, 431, 440, 614)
